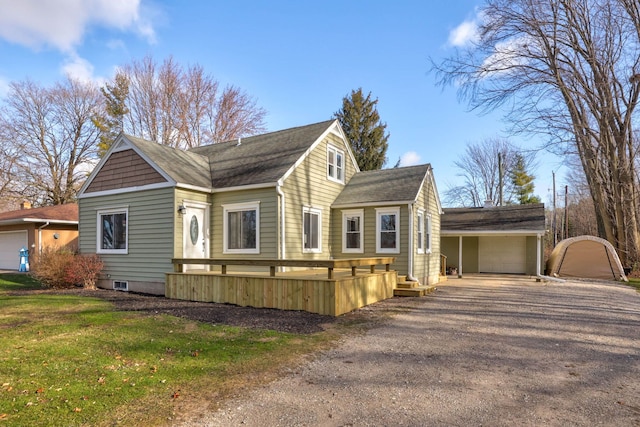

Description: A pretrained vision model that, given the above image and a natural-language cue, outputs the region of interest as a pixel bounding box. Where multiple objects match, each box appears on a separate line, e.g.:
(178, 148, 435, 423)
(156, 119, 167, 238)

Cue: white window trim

(376, 207, 400, 254)
(113, 280, 128, 291)
(417, 210, 425, 254)
(327, 145, 345, 184)
(97, 207, 129, 254)
(222, 201, 260, 254)
(342, 209, 364, 253)
(302, 206, 322, 253)
(426, 213, 433, 254)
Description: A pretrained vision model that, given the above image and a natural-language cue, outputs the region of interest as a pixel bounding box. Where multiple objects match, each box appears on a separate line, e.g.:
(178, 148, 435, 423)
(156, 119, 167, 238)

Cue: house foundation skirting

(165, 270, 397, 316)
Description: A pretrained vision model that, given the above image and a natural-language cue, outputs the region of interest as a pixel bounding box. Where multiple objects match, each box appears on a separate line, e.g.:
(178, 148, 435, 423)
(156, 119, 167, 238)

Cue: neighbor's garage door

(478, 236, 526, 274)
(0, 231, 28, 270)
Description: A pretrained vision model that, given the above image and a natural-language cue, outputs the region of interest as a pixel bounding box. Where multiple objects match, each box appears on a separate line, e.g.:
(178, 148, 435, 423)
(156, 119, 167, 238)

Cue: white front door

(182, 205, 209, 271)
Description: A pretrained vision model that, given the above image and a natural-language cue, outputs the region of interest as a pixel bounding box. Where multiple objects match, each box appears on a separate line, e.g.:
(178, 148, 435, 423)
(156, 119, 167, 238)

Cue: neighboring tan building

(0, 202, 78, 270)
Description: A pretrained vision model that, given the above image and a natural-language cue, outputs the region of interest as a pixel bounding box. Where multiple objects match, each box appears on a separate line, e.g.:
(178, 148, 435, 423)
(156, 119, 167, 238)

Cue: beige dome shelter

(546, 235, 627, 281)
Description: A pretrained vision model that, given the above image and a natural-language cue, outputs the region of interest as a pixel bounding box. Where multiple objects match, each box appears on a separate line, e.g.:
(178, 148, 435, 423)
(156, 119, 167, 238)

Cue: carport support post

(458, 235, 463, 278)
(536, 234, 542, 281)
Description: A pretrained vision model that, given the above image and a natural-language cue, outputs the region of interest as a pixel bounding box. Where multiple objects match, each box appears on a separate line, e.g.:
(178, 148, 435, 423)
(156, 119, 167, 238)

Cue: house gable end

(83, 149, 168, 193)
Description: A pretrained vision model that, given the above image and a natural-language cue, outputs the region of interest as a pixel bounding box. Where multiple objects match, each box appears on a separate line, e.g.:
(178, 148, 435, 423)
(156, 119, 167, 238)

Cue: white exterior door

(479, 236, 526, 274)
(0, 231, 28, 270)
(182, 205, 209, 271)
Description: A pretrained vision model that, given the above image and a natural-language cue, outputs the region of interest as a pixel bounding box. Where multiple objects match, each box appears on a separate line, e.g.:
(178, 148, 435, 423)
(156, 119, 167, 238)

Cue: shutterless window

(327, 145, 344, 183)
(303, 207, 321, 252)
(97, 208, 128, 254)
(376, 208, 400, 253)
(426, 214, 432, 253)
(224, 202, 259, 254)
(342, 210, 363, 253)
(417, 211, 424, 253)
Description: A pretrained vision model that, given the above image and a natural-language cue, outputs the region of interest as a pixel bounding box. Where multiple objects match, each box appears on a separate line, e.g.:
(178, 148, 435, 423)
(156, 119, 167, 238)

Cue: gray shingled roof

(0, 203, 78, 224)
(122, 134, 212, 189)
(332, 164, 430, 206)
(441, 204, 545, 232)
(189, 120, 335, 188)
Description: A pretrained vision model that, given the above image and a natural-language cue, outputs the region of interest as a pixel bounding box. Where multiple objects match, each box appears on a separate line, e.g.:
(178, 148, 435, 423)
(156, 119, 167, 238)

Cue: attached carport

(441, 204, 545, 277)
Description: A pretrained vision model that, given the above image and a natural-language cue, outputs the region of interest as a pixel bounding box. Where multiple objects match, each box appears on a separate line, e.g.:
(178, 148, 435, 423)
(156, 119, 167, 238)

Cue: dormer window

(327, 145, 344, 183)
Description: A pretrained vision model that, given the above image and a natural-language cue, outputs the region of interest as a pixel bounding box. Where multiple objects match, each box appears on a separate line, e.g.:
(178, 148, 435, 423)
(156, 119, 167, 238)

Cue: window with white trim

(426, 214, 432, 253)
(327, 145, 344, 183)
(376, 207, 400, 253)
(342, 209, 364, 253)
(302, 207, 322, 253)
(97, 208, 128, 254)
(417, 210, 424, 253)
(223, 202, 259, 254)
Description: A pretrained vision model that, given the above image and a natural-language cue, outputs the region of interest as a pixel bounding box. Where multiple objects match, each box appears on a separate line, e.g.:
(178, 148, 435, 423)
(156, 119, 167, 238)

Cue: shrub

(64, 254, 104, 289)
(31, 247, 76, 288)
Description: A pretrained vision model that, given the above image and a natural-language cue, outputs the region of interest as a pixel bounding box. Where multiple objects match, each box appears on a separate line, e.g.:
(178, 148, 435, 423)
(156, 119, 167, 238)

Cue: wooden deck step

(396, 280, 422, 289)
(394, 285, 437, 297)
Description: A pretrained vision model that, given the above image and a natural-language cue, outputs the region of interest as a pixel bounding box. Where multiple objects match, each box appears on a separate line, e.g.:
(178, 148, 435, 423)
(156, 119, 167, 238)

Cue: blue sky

(0, 0, 565, 205)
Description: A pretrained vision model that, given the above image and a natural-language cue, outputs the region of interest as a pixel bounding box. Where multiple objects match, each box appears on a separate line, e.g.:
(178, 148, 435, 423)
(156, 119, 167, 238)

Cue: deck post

(221, 265, 227, 275)
(385, 263, 390, 272)
(370, 265, 376, 273)
(270, 266, 276, 277)
(351, 266, 357, 276)
(328, 267, 334, 279)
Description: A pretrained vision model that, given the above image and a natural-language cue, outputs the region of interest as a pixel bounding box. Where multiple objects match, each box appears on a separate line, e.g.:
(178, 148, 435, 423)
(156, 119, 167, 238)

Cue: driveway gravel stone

(181, 275, 640, 427)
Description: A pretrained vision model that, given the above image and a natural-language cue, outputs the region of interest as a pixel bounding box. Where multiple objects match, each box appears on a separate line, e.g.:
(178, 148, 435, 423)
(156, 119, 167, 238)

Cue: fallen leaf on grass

(0, 413, 8, 419)
(73, 407, 82, 413)
(35, 388, 44, 394)
(172, 391, 180, 399)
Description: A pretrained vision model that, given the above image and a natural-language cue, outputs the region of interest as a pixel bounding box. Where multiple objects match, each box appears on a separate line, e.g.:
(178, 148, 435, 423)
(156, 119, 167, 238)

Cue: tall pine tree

(511, 154, 541, 204)
(92, 72, 129, 156)
(334, 88, 389, 170)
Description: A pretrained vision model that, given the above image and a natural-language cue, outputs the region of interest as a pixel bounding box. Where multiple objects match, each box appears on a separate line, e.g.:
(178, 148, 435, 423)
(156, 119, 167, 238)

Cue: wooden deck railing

(440, 254, 447, 276)
(172, 257, 396, 280)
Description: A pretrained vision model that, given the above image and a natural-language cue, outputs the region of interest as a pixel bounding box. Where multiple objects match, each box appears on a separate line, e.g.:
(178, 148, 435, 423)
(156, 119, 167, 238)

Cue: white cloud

(399, 151, 421, 167)
(0, 0, 155, 52)
(62, 54, 103, 84)
(448, 20, 479, 47)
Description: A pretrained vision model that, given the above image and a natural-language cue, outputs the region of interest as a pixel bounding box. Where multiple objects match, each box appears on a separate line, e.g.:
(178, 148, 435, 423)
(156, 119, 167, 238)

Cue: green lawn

(0, 274, 332, 426)
(626, 277, 640, 292)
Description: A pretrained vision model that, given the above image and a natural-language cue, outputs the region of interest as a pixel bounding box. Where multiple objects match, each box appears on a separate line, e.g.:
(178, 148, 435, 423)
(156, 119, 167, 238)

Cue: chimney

(20, 201, 32, 210)
(483, 200, 494, 208)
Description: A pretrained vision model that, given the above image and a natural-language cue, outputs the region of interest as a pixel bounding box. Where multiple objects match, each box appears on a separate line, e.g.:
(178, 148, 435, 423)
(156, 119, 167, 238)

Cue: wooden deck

(166, 258, 397, 316)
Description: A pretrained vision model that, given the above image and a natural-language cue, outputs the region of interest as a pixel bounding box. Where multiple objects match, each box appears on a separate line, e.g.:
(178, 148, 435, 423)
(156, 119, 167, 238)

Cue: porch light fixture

(177, 205, 187, 215)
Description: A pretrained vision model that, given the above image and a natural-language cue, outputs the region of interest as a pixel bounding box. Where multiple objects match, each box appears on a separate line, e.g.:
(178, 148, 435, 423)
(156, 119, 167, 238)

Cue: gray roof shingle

(189, 120, 335, 188)
(333, 164, 431, 206)
(123, 134, 212, 189)
(441, 204, 545, 232)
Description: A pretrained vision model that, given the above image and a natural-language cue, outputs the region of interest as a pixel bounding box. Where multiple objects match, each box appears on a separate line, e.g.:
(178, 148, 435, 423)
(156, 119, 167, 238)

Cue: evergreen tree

(334, 88, 389, 170)
(92, 72, 130, 156)
(511, 154, 541, 204)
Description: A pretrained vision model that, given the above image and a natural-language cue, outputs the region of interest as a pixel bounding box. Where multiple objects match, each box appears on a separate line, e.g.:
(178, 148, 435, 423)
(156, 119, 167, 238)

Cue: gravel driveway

(181, 275, 640, 427)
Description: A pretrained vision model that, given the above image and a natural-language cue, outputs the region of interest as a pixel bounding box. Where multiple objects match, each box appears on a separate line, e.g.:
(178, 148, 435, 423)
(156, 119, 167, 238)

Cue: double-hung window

(376, 207, 400, 253)
(327, 145, 344, 183)
(97, 208, 128, 254)
(426, 214, 432, 253)
(342, 209, 363, 253)
(223, 202, 259, 254)
(417, 210, 424, 253)
(303, 207, 322, 253)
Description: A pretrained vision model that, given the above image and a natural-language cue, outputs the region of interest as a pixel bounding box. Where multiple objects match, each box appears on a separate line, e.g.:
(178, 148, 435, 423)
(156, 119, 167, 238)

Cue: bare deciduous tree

(433, 0, 640, 266)
(0, 78, 101, 205)
(97, 55, 267, 150)
(444, 138, 534, 207)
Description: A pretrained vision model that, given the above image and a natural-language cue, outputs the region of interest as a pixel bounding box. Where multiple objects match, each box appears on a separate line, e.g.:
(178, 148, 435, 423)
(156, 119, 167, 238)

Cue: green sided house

(78, 119, 443, 297)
